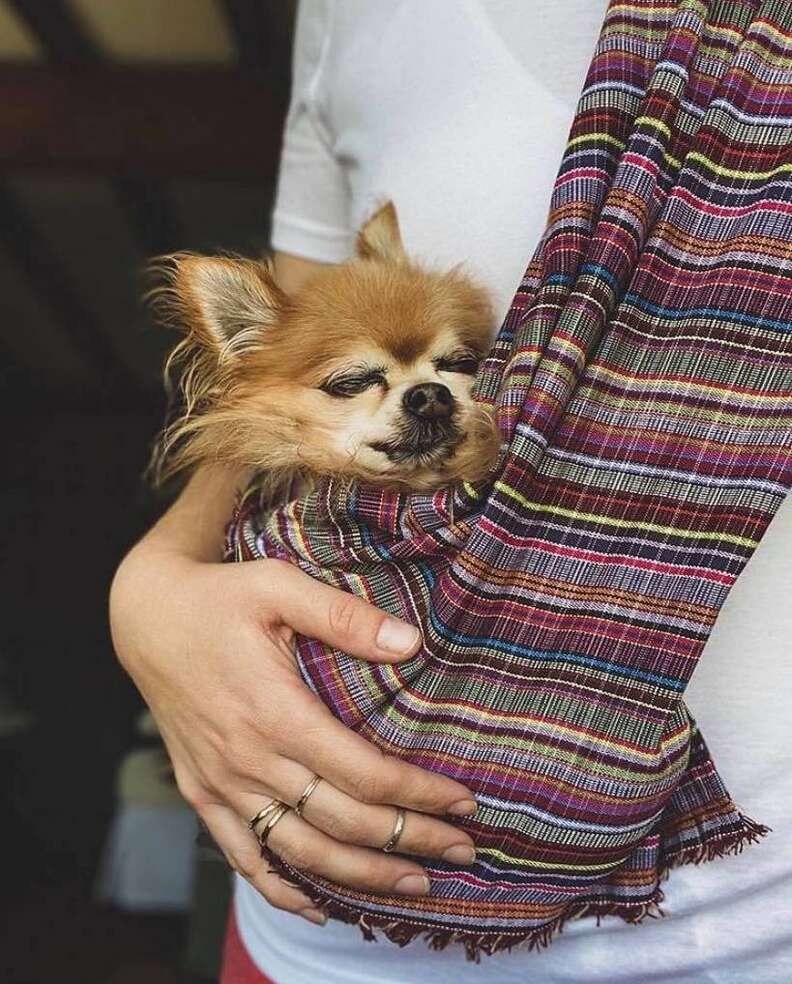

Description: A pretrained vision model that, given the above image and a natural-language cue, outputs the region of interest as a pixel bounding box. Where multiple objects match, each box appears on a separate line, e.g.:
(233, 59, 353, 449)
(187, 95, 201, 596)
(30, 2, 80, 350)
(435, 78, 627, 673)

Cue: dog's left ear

(356, 201, 406, 263)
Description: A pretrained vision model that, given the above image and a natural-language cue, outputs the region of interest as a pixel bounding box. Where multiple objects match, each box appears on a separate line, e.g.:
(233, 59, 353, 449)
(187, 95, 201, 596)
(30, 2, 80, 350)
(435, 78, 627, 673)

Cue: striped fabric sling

(227, 0, 792, 957)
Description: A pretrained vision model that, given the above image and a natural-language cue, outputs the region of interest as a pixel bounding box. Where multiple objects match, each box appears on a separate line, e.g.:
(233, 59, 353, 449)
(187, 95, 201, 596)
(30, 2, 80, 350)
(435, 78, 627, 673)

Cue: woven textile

(227, 0, 792, 955)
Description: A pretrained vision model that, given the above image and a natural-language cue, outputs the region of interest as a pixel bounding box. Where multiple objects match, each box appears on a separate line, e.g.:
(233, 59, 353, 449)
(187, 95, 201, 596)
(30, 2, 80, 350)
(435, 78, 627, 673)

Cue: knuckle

(276, 839, 314, 873)
(174, 773, 207, 809)
(321, 811, 359, 844)
(349, 859, 391, 890)
(228, 852, 259, 882)
(224, 736, 261, 779)
(326, 594, 363, 640)
(349, 765, 387, 804)
(253, 559, 289, 602)
(261, 885, 305, 915)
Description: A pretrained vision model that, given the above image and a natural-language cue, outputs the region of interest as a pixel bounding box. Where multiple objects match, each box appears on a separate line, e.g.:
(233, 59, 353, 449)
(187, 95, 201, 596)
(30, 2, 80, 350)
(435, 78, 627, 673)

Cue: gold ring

(382, 807, 406, 853)
(295, 775, 323, 818)
(248, 799, 287, 833)
(255, 802, 291, 850)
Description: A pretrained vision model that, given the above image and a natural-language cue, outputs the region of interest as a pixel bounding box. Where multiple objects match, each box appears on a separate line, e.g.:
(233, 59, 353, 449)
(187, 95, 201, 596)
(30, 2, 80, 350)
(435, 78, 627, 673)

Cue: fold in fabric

(227, 0, 792, 956)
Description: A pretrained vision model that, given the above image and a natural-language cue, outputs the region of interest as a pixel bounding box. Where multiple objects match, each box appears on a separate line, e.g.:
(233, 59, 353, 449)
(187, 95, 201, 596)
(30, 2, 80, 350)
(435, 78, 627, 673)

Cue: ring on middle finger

(294, 775, 323, 818)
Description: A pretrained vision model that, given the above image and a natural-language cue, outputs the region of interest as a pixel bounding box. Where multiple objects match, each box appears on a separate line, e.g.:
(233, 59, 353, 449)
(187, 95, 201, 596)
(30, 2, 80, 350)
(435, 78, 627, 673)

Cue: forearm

(110, 465, 248, 679)
(140, 464, 249, 563)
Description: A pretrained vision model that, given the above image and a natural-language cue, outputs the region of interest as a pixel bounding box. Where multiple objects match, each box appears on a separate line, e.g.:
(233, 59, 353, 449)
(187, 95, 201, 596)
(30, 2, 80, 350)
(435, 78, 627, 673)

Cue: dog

(150, 202, 501, 493)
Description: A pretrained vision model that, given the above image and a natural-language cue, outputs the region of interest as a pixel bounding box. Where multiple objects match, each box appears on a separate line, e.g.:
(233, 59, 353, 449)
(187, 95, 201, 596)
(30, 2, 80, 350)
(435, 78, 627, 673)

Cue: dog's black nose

(403, 383, 454, 420)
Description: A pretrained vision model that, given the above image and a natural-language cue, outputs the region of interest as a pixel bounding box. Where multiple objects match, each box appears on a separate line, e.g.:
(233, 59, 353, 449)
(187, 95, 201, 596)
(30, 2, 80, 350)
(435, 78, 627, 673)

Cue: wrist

(109, 536, 199, 680)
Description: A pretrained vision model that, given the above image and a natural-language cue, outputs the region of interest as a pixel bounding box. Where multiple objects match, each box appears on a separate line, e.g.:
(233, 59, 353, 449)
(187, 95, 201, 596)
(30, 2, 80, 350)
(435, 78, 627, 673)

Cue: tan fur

(150, 202, 502, 492)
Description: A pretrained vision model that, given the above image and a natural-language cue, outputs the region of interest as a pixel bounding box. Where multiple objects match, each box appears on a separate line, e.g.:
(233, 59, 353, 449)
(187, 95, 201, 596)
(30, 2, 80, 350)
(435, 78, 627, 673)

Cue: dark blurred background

(0, 3, 296, 981)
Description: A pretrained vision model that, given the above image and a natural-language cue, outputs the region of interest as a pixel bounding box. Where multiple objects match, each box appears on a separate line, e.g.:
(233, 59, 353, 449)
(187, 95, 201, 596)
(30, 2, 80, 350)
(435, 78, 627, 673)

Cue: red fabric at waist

(221, 900, 277, 984)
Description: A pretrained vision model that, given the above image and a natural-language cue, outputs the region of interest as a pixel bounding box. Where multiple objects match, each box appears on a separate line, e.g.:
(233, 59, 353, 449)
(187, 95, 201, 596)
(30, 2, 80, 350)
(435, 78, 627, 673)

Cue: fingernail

(442, 844, 476, 865)
(299, 908, 327, 926)
(393, 874, 431, 896)
(376, 618, 421, 655)
(447, 799, 477, 816)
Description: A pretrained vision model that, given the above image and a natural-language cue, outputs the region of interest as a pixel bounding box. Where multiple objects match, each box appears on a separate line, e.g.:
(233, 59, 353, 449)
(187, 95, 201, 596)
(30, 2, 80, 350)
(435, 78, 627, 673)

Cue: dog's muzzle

(369, 414, 461, 465)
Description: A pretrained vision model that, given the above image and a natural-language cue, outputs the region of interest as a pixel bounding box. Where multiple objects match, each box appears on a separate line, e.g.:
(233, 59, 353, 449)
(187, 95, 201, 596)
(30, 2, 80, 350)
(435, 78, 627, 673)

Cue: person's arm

(110, 253, 477, 925)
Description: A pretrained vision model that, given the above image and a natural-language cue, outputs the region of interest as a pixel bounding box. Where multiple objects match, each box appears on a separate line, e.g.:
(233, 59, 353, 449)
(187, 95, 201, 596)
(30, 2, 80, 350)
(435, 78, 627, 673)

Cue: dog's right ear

(153, 254, 286, 362)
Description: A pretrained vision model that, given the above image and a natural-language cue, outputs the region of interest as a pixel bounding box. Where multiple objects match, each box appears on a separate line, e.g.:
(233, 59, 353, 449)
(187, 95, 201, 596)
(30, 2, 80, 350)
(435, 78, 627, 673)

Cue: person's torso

(239, 2, 792, 980)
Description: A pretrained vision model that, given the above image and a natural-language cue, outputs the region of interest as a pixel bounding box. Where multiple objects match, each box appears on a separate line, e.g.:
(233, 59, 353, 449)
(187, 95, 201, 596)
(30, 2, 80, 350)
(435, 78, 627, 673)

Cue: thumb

(261, 561, 423, 664)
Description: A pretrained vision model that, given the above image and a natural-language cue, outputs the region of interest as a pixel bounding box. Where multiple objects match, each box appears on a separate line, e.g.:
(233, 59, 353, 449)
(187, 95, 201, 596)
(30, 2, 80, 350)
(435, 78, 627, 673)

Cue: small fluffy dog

(151, 202, 500, 492)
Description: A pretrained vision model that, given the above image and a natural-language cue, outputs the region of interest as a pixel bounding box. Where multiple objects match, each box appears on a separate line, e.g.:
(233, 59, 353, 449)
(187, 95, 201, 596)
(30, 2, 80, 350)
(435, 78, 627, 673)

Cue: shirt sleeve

(270, 0, 354, 262)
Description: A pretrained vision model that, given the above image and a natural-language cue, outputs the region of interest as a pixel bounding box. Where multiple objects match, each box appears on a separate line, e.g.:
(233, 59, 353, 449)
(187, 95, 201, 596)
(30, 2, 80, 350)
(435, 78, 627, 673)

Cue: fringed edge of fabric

(660, 813, 770, 876)
(264, 813, 770, 962)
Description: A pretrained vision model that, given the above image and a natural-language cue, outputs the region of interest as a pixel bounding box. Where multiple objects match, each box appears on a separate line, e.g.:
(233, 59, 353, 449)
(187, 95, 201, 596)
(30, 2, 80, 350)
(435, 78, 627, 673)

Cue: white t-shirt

(236, 2, 792, 981)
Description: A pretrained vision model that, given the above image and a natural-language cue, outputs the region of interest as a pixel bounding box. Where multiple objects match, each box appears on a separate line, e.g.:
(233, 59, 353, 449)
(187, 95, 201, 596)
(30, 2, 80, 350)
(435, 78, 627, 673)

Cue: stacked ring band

(248, 800, 286, 832)
(295, 775, 323, 818)
(248, 799, 290, 849)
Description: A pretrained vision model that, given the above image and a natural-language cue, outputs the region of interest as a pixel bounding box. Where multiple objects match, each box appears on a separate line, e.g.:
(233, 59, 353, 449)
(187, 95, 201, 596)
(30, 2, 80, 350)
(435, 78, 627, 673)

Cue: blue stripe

(580, 263, 619, 289)
(428, 610, 684, 691)
(623, 293, 792, 332)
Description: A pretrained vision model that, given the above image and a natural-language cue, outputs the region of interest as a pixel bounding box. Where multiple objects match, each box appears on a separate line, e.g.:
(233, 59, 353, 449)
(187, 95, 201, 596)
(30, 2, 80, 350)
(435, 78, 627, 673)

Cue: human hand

(110, 546, 476, 926)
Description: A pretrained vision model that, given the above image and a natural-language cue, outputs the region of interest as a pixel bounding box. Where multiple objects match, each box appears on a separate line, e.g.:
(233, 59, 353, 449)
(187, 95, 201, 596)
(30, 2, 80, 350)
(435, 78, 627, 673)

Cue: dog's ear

(356, 201, 406, 263)
(157, 255, 286, 361)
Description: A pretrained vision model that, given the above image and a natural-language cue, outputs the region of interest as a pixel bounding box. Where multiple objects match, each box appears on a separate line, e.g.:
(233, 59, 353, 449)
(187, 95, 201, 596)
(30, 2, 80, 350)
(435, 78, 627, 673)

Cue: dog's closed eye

(320, 366, 388, 398)
(434, 350, 481, 375)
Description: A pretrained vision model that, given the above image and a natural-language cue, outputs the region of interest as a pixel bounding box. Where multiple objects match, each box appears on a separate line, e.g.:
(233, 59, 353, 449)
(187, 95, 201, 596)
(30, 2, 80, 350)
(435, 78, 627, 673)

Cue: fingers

(274, 760, 476, 863)
(261, 561, 422, 664)
(255, 561, 477, 816)
(288, 698, 477, 817)
(302, 781, 476, 863)
(237, 793, 432, 897)
(198, 802, 326, 925)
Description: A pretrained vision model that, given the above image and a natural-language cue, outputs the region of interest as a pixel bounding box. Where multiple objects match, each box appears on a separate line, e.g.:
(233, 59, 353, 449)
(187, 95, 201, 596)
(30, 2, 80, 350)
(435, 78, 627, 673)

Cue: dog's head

(152, 203, 500, 490)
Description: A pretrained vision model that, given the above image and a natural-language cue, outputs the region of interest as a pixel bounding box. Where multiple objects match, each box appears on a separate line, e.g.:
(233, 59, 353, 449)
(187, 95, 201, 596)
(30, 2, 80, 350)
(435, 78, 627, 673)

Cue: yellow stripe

(632, 115, 682, 168)
(557, 387, 792, 429)
(592, 361, 791, 404)
(494, 481, 760, 548)
(288, 502, 313, 558)
(462, 481, 480, 500)
(753, 17, 792, 50)
(609, 1, 741, 42)
(741, 37, 792, 69)
(395, 691, 685, 762)
(566, 125, 682, 174)
(368, 701, 690, 785)
(478, 847, 624, 872)
(608, 1, 679, 13)
(566, 132, 626, 152)
(687, 151, 792, 182)
(634, 115, 673, 141)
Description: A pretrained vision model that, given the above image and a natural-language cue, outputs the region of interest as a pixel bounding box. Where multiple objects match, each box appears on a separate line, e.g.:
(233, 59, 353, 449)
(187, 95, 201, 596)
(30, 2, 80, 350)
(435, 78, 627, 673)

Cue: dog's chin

(369, 420, 462, 467)
(362, 410, 501, 491)
(362, 423, 473, 490)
